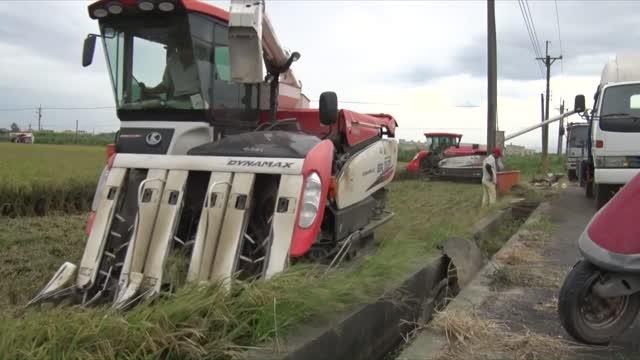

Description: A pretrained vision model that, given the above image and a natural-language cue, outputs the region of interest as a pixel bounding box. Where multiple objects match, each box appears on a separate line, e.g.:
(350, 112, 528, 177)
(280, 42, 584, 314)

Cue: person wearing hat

(482, 147, 503, 207)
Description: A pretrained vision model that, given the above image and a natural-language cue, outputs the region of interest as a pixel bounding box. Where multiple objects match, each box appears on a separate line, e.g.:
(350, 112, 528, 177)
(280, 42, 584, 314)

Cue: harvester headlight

(138, 1, 154, 11)
(298, 172, 322, 229)
(93, 8, 109, 18)
(107, 2, 123, 14)
(158, 2, 175, 11)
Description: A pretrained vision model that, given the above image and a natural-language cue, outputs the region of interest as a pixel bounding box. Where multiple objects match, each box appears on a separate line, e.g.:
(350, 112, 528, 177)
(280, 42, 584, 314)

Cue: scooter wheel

(558, 261, 640, 345)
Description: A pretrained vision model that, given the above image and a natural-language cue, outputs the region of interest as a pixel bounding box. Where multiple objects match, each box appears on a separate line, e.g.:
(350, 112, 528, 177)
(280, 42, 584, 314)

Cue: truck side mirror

(319, 91, 338, 126)
(574, 95, 586, 113)
(83, 34, 97, 67)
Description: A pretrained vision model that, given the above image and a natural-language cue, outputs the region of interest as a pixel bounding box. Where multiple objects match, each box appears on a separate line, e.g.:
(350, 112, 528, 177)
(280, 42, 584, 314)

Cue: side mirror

(83, 34, 97, 67)
(574, 94, 586, 113)
(319, 91, 338, 126)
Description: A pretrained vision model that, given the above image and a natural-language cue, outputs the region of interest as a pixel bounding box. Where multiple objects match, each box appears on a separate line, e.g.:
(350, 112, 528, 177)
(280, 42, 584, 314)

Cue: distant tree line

(0, 127, 116, 146)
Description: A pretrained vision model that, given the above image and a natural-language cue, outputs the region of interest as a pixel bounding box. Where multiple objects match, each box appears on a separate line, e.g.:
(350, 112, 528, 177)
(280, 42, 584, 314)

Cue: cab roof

(88, 0, 229, 22)
(424, 132, 462, 138)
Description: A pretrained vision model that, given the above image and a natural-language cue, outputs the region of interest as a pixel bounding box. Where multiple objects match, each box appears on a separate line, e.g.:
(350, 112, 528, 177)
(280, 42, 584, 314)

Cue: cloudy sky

(0, 0, 636, 149)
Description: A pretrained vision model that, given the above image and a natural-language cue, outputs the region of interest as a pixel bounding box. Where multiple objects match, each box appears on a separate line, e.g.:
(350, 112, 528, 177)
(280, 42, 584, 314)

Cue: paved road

(482, 184, 640, 359)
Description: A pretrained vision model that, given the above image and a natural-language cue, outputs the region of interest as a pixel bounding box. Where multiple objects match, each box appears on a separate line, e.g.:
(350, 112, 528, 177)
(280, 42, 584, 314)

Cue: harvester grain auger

(29, 0, 398, 308)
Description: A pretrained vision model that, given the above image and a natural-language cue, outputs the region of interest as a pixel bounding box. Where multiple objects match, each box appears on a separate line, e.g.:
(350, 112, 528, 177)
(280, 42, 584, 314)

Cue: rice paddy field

(0, 142, 528, 359)
(0, 143, 104, 216)
(0, 173, 499, 359)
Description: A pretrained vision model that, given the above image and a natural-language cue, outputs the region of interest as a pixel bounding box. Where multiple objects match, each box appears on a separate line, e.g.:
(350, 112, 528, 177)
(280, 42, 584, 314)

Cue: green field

(1, 131, 116, 146)
(0, 177, 501, 359)
(0, 143, 104, 216)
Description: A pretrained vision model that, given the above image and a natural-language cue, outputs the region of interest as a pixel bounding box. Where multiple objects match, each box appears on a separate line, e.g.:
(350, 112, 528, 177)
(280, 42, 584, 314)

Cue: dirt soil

(475, 184, 640, 360)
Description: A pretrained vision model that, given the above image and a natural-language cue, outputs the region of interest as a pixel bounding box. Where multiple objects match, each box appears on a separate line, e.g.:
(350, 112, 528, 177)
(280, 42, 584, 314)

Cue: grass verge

(0, 179, 491, 359)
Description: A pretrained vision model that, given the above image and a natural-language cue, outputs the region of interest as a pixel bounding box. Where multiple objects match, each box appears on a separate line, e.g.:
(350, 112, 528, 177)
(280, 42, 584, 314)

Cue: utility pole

(536, 40, 562, 173)
(487, 0, 497, 151)
(557, 99, 565, 154)
(75, 120, 79, 143)
(37, 105, 42, 131)
(541, 93, 545, 154)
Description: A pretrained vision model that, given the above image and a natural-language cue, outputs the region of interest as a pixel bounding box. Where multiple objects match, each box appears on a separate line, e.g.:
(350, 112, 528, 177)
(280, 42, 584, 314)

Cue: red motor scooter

(558, 172, 640, 345)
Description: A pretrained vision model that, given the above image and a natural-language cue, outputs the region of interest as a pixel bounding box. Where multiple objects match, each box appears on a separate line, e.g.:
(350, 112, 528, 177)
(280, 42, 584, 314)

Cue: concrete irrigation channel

(250, 199, 540, 360)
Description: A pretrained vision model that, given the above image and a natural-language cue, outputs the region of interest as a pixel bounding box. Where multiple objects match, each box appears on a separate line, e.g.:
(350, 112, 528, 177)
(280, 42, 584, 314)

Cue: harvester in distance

(406, 132, 486, 180)
(30, 0, 398, 308)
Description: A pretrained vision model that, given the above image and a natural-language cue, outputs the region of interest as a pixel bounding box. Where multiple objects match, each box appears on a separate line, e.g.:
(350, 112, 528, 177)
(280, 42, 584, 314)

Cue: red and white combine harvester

(407, 96, 588, 181)
(406, 132, 486, 180)
(31, 0, 398, 307)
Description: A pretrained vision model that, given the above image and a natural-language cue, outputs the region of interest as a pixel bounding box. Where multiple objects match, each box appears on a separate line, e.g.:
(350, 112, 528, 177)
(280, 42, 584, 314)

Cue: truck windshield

(100, 14, 257, 121)
(599, 84, 640, 132)
(568, 126, 588, 148)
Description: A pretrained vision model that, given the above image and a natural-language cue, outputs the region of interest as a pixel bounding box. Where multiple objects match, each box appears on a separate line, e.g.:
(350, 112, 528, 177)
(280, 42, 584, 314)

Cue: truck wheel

(558, 261, 640, 345)
(585, 180, 594, 199)
(595, 184, 611, 209)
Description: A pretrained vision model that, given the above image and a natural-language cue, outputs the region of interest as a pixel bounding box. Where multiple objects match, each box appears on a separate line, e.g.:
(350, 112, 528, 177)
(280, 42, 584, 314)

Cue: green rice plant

(0, 143, 104, 216)
(503, 154, 565, 180)
(0, 179, 490, 359)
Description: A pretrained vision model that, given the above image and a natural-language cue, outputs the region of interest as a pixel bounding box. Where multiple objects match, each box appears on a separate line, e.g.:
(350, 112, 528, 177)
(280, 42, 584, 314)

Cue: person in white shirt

(141, 44, 200, 99)
(482, 147, 503, 207)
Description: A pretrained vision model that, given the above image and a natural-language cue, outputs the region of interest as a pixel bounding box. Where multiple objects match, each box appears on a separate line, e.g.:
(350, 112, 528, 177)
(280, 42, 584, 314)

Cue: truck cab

(565, 122, 588, 181)
(586, 54, 640, 208)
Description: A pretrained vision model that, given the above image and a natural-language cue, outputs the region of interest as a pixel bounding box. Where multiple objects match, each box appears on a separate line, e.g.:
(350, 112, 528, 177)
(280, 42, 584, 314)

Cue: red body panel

(182, 0, 229, 21)
(290, 140, 334, 257)
(443, 144, 487, 157)
(407, 150, 428, 172)
(260, 109, 396, 147)
(587, 173, 640, 255)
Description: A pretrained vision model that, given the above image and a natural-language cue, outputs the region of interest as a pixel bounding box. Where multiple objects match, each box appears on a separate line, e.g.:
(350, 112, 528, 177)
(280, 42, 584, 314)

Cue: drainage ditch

(249, 200, 540, 360)
(384, 199, 541, 360)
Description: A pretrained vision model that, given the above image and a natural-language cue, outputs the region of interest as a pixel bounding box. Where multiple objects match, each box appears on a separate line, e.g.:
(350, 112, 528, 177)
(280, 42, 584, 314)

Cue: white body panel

(595, 168, 640, 185)
(209, 173, 255, 284)
(600, 54, 640, 85)
(77, 167, 127, 289)
(118, 170, 167, 287)
(265, 175, 302, 279)
(187, 172, 234, 282)
(121, 121, 213, 155)
(114, 154, 304, 175)
(142, 170, 190, 297)
(335, 139, 397, 209)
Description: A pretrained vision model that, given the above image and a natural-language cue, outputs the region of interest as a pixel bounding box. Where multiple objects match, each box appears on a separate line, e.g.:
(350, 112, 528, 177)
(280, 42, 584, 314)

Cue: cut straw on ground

(432, 309, 584, 360)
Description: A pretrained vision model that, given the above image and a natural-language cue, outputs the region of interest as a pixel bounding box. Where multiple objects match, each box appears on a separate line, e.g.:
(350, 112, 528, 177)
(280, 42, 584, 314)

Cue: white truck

(582, 54, 640, 208)
(565, 122, 588, 181)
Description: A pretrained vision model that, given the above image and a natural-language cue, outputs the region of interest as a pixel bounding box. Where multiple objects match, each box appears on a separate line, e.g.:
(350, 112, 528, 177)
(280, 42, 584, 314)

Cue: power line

(554, 0, 564, 73)
(523, 0, 543, 57)
(517, 0, 544, 78)
(0, 106, 114, 112)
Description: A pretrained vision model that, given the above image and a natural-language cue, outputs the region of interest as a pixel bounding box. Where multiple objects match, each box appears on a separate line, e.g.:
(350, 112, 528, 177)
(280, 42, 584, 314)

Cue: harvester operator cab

(425, 133, 461, 154)
(82, 2, 259, 125)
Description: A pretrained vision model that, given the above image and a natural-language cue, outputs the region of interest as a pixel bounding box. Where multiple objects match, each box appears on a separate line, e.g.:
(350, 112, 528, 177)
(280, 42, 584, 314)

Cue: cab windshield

(426, 135, 459, 152)
(100, 14, 257, 121)
(568, 126, 588, 148)
(599, 84, 640, 132)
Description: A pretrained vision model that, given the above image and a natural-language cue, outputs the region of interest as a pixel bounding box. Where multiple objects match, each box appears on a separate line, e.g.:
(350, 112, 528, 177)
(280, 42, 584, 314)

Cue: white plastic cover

(601, 53, 640, 85)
